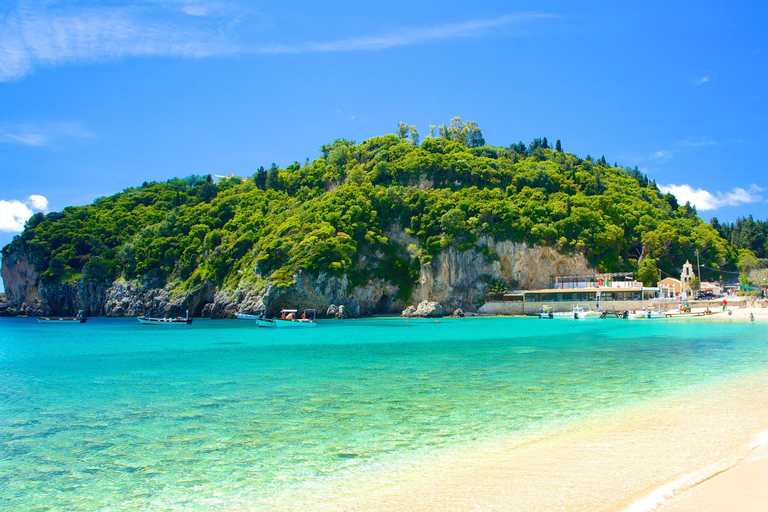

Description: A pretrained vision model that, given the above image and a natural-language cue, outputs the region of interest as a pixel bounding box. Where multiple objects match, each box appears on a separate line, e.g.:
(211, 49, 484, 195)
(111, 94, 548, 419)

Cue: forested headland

(1, 119, 756, 316)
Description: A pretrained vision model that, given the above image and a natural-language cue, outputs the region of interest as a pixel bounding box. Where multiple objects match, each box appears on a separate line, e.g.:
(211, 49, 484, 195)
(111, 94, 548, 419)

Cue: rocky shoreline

(1, 237, 593, 319)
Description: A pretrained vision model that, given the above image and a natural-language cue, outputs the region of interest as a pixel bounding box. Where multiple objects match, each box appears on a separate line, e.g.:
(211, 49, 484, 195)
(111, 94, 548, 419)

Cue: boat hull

(138, 317, 192, 325)
(37, 317, 87, 324)
(628, 311, 665, 319)
(272, 319, 317, 328)
(551, 310, 600, 319)
(256, 318, 276, 328)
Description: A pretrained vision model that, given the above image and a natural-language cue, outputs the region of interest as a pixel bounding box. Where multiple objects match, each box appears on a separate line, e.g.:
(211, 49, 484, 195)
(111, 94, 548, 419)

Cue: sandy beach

(275, 351, 768, 512)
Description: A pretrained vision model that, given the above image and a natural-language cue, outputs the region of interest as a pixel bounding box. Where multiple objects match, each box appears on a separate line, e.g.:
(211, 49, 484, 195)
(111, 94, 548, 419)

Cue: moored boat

(551, 306, 601, 320)
(256, 317, 277, 328)
(37, 310, 87, 324)
(236, 312, 262, 320)
(272, 309, 317, 327)
(138, 310, 192, 325)
(628, 308, 665, 319)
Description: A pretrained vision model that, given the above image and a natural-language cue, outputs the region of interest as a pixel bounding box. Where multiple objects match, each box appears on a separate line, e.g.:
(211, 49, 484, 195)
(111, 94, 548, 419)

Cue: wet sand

(276, 369, 768, 512)
(655, 443, 768, 512)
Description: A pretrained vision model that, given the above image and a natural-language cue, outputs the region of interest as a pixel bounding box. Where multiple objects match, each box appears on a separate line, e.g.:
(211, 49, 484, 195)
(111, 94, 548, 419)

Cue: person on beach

(750, 312, 755, 321)
(721, 299, 727, 311)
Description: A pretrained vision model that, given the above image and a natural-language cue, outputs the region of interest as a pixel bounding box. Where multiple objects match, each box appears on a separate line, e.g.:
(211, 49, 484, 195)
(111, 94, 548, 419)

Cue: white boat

(236, 312, 263, 320)
(271, 309, 317, 327)
(138, 310, 192, 325)
(537, 305, 554, 319)
(38, 310, 87, 324)
(551, 306, 600, 320)
(628, 308, 665, 319)
(256, 318, 276, 328)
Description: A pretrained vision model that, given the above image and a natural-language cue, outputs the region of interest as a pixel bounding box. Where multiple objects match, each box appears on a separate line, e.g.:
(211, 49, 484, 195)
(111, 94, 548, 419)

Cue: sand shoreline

(271, 368, 768, 512)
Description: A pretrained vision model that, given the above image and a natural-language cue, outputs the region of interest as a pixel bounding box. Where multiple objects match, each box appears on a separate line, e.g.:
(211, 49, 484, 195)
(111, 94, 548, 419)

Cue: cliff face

(412, 237, 591, 310)
(1, 249, 43, 315)
(1, 236, 594, 317)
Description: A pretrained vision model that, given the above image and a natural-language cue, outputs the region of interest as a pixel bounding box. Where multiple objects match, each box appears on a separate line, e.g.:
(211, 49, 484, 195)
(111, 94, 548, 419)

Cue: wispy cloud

(694, 74, 711, 85)
(658, 183, 764, 211)
(645, 138, 720, 164)
(674, 137, 720, 148)
(0, 121, 94, 147)
(0, 194, 48, 232)
(0, 2, 554, 81)
(651, 150, 673, 163)
(251, 13, 556, 54)
(0, 2, 241, 81)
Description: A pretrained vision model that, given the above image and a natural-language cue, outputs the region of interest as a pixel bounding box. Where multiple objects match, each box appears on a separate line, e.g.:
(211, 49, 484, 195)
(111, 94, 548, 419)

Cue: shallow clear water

(1, 316, 767, 511)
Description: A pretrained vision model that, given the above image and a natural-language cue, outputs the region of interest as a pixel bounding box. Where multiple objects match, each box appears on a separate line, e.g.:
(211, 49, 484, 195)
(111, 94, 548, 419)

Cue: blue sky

(1, 0, 767, 260)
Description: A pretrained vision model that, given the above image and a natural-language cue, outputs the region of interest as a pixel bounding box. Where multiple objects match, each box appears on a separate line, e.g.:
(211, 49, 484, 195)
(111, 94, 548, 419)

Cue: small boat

(272, 309, 317, 328)
(538, 305, 554, 319)
(243, 310, 276, 327)
(138, 310, 193, 325)
(256, 317, 276, 328)
(628, 308, 665, 319)
(236, 312, 263, 320)
(37, 310, 87, 324)
(552, 306, 600, 320)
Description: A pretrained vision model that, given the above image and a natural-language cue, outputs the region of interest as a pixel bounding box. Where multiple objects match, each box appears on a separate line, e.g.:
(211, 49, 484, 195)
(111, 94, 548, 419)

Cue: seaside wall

(481, 300, 661, 316)
(480, 298, 751, 316)
(1, 236, 595, 318)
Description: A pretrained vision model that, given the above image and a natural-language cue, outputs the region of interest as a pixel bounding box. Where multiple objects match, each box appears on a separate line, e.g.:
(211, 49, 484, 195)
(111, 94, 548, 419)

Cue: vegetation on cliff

(2, 119, 739, 294)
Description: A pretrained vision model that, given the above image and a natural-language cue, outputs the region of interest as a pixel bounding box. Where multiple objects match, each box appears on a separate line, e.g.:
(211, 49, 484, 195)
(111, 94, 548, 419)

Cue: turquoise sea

(1, 316, 767, 511)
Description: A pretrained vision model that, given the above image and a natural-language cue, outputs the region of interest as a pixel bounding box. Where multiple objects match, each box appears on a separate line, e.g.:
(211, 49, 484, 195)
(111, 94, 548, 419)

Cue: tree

(266, 163, 281, 190)
(555, 139, 562, 153)
(542, 137, 549, 149)
(438, 117, 485, 147)
(637, 258, 660, 285)
(253, 166, 267, 190)
(397, 121, 409, 140)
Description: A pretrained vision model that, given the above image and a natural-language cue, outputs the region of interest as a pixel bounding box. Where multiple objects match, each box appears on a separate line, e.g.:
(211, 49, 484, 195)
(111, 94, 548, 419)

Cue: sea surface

(1, 316, 767, 511)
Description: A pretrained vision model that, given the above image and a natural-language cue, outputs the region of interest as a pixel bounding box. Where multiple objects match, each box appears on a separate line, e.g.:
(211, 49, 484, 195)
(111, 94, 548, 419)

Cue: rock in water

(402, 301, 443, 318)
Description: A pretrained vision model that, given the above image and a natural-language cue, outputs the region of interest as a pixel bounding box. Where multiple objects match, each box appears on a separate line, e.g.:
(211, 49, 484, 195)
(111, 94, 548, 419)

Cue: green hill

(1, 120, 738, 313)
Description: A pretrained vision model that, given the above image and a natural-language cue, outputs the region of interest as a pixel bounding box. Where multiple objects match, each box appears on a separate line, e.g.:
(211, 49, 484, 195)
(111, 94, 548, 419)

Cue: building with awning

(503, 287, 660, 303)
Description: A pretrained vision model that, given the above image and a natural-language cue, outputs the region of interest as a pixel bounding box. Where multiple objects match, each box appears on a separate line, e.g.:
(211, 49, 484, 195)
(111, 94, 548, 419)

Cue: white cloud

(0, 195, 49, 232)
(694, 75, 711, 85)
(651, 150, 673, 162)
(27, 194, 49, 211)
(0, 121, 94, 147)
(253, 13, 555, 54)
(0, 3, 554, 81)
(658, 183, 764, 211)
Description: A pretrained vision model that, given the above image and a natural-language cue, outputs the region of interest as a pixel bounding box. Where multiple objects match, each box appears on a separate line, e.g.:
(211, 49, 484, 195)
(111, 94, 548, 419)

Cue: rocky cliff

(1, 236, 594, 317)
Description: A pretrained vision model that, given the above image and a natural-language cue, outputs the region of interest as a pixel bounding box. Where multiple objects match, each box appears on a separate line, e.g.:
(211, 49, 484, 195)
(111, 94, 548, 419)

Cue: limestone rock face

(1, 233, 595, 318)
(0, 249, 43, 315)
(411, 237, 591, 311)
